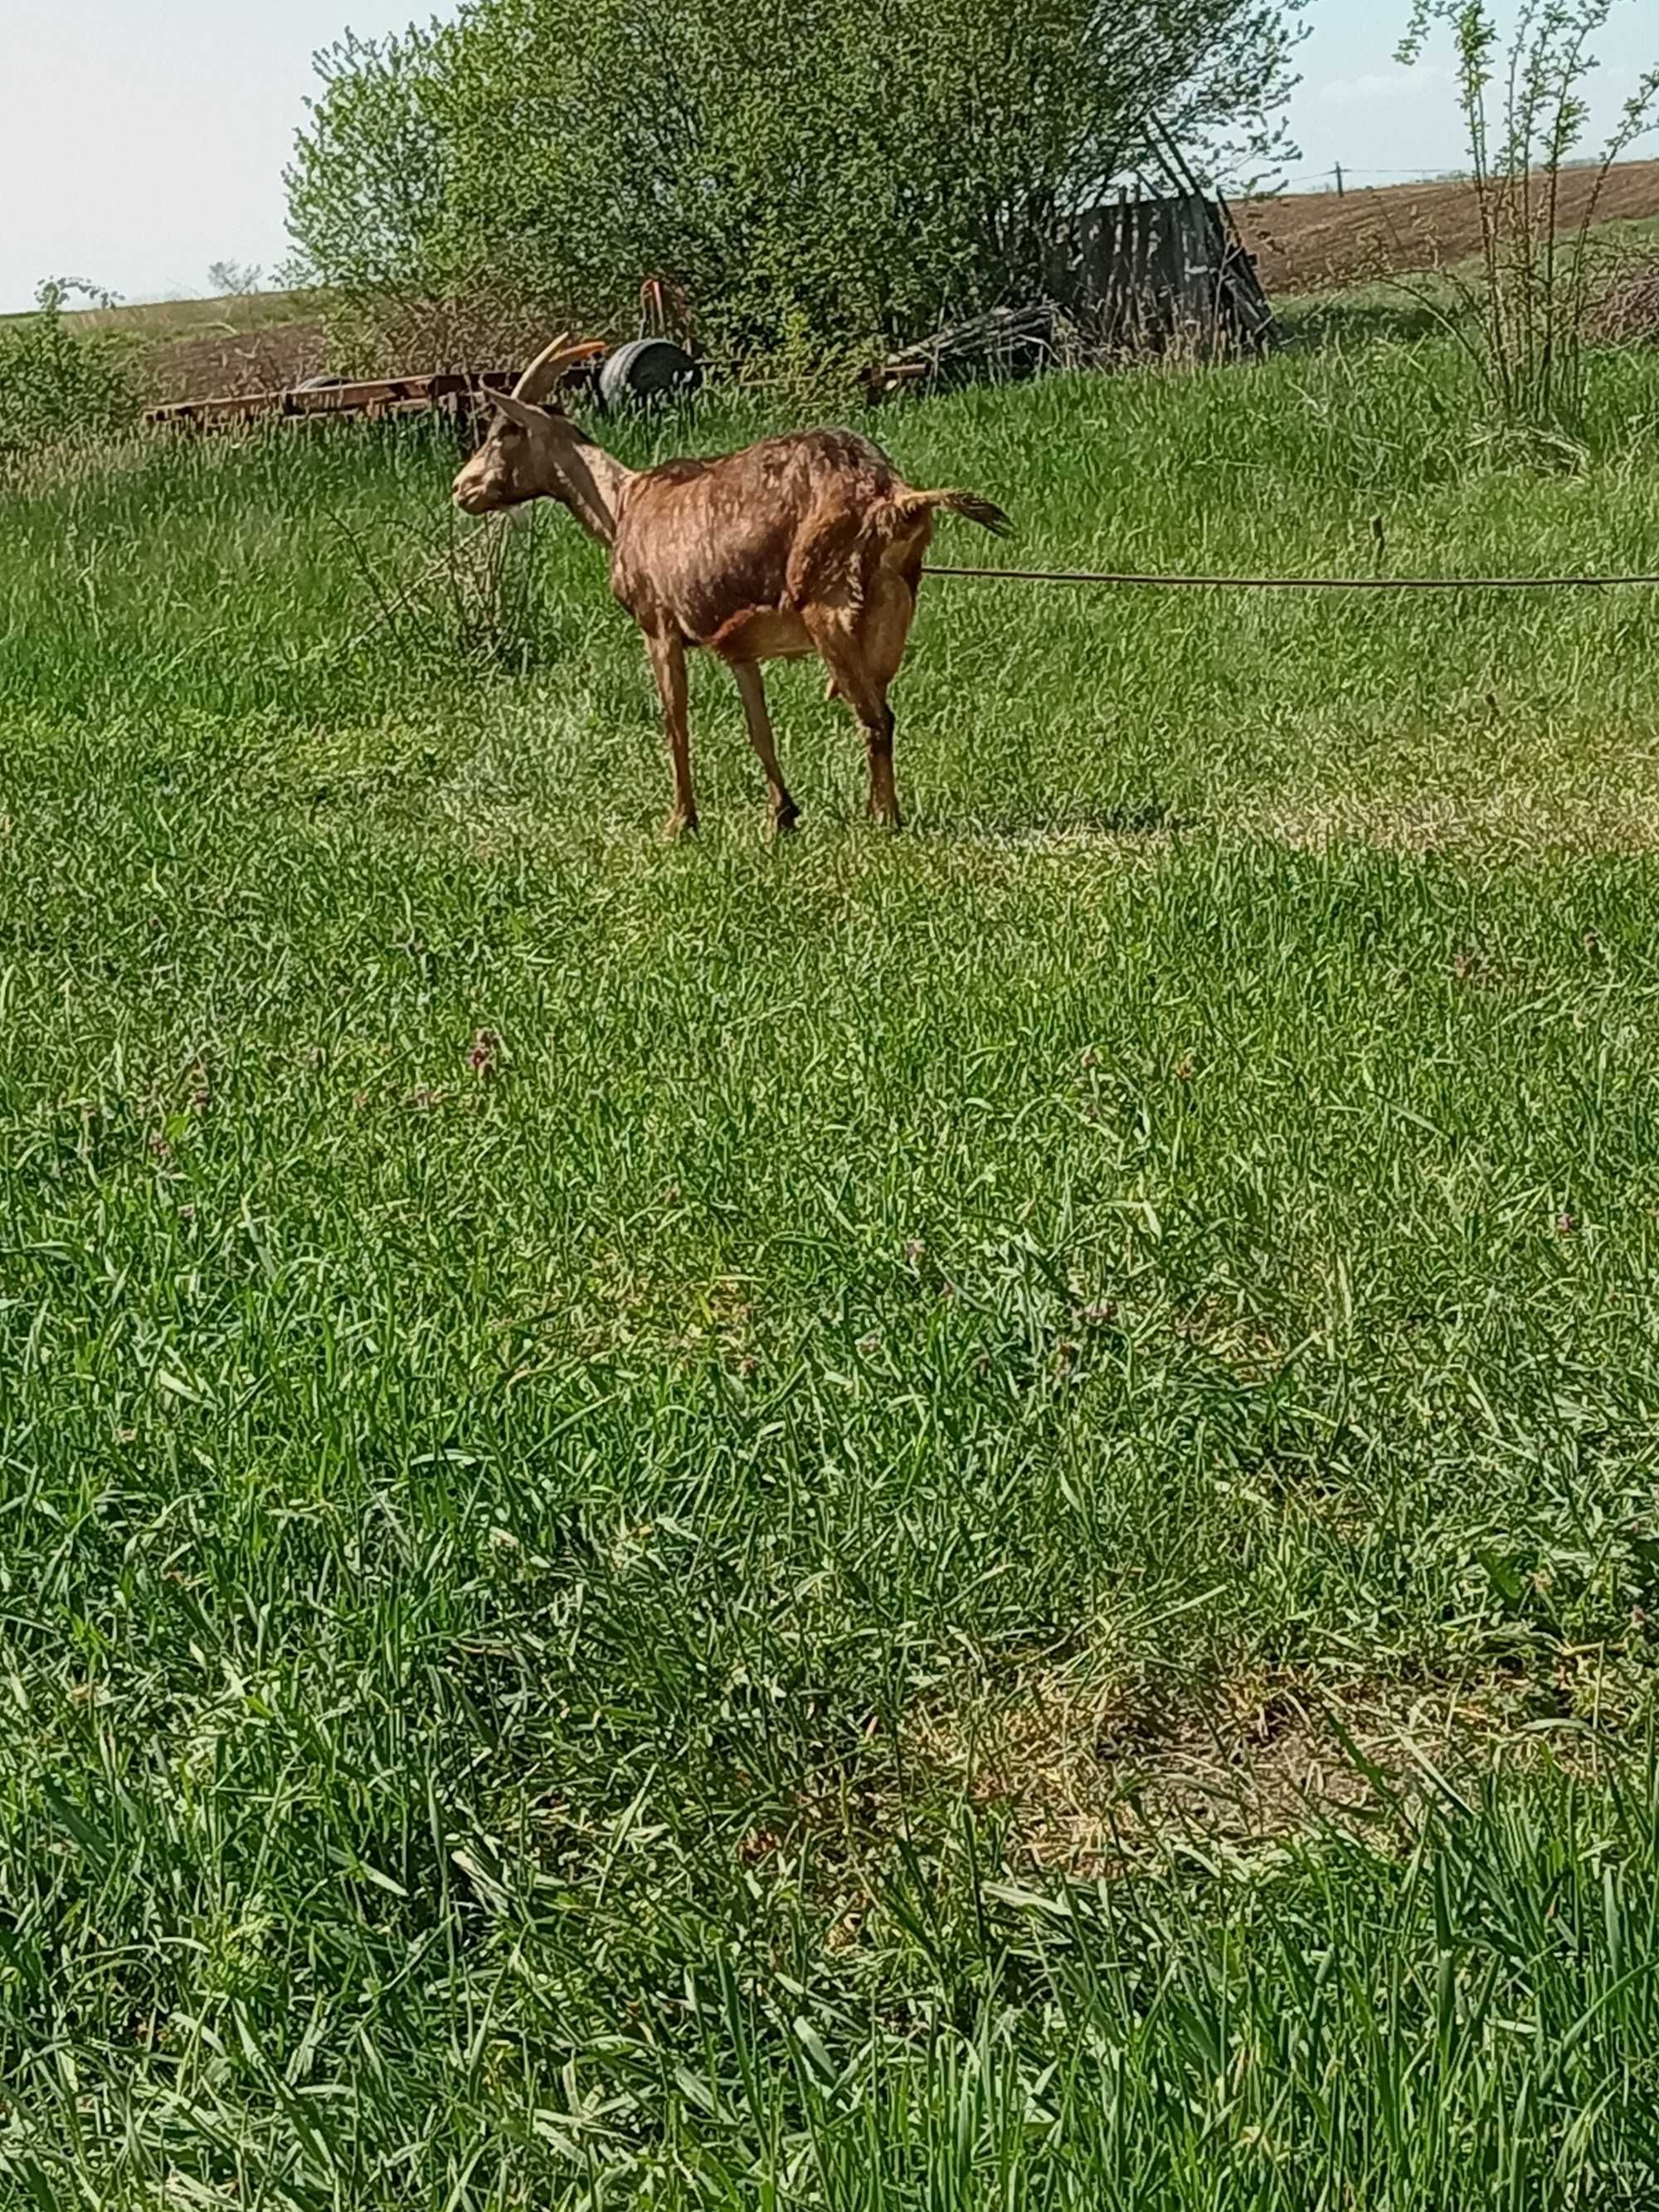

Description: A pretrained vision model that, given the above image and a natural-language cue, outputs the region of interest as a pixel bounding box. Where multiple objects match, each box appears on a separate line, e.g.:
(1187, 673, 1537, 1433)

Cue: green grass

(7, 338, 1659, 2205)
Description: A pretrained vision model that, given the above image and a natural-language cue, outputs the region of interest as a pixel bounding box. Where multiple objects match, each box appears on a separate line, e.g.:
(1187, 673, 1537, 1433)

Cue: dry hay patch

(909, 1660, 1609, 1876)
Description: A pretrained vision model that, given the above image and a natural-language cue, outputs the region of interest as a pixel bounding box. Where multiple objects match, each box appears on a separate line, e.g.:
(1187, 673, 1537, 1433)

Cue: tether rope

(923, 562, 1659, 591)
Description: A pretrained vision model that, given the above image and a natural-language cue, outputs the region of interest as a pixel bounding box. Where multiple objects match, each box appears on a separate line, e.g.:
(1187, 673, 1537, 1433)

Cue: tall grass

(6, 335, 1659, 2205)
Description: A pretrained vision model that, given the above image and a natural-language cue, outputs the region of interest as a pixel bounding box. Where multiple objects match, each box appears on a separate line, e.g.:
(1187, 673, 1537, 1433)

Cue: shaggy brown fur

(452, 336, 1010, 834)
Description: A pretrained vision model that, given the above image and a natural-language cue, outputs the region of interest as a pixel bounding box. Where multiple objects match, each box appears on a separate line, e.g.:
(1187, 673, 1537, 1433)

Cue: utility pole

(1333, 163, 1345, 197)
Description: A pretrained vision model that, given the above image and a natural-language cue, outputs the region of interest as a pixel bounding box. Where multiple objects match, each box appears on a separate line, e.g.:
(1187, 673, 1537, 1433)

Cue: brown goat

(452, 335, 1010, 834)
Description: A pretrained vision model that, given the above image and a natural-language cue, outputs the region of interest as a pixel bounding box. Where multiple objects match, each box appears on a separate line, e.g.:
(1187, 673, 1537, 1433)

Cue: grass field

(7, 337, 1659, 2206)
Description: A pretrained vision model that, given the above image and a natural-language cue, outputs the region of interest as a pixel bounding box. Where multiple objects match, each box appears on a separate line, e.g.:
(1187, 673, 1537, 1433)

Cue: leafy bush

(0, 281, 144, 461)
(1398, 0, 1659, 434)
(286, 0, 1305, 364)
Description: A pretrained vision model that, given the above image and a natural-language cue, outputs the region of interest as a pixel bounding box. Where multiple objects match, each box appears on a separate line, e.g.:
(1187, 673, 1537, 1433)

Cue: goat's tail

(894, 487, 1014, 537)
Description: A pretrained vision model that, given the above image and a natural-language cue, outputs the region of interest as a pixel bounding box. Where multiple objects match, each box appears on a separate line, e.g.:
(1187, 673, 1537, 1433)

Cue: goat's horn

(512, 333, 570, 401)
(512, 333, 605, 403)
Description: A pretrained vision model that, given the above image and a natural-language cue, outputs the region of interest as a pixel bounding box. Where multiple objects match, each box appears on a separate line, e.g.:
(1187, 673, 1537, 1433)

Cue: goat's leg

(806, 601, 905, 829)
(859, 696, 898, 827)
(645, 629, 697, 836)
(730, 660, 800, 834)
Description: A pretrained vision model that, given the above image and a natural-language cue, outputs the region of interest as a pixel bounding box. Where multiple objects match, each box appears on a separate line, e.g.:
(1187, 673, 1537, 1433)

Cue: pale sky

(1, 0, 1655, 314)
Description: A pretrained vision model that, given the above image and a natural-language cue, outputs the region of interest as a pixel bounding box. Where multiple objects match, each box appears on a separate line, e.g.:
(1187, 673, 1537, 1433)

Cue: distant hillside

(11, 157, 1659, 406)
(0, 288, 331, 404)
(1233, 158, 1659, 296)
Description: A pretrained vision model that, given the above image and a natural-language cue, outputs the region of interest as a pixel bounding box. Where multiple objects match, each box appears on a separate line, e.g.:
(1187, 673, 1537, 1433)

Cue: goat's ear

(487, 389, 550, 432)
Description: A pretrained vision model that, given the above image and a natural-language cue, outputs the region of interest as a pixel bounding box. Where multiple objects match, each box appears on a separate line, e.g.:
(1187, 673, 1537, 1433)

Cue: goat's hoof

(664, 811, 698, 840)
(773, 801, 800, 836)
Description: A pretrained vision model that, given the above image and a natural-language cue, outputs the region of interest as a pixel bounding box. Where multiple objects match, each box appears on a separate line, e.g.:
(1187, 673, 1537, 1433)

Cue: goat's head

(452, 334, 607, 518)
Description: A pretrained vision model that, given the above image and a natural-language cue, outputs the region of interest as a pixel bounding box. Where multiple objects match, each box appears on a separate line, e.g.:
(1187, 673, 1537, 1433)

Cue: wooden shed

(870, 187, 1272, 392)
(1046, 190, 1272, 356)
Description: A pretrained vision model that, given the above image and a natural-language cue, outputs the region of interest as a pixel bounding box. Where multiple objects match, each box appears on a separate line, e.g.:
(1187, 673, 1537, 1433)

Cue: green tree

(287, 0, 1304, 362)
(286, 25, 461, 298)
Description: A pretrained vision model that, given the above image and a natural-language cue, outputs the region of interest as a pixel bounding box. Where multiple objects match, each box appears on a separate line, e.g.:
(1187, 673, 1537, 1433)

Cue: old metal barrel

(596, 338, 701, 409)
